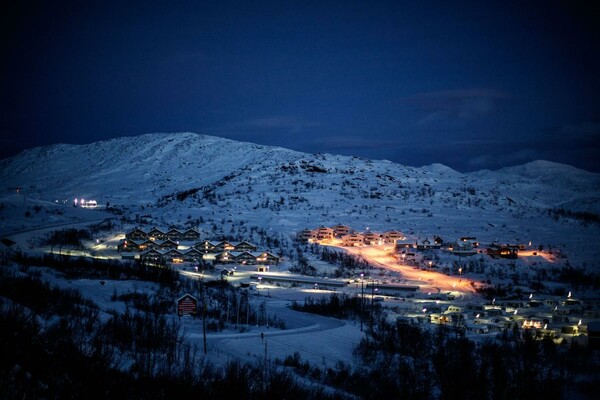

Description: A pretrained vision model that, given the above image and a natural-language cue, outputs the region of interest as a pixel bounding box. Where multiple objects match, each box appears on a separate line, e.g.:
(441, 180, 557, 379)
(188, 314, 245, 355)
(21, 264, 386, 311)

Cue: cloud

(403, 88, 510, 127)
(205, 115, 322, 136)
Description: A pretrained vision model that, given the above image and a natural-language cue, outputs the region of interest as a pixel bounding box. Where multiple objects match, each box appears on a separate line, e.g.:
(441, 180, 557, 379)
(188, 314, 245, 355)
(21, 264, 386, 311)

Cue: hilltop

(1, 132, 599, 267)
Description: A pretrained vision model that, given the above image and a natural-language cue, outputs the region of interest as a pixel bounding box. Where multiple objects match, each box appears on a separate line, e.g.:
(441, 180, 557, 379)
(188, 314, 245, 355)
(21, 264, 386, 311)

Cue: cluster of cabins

(118, 227, 279, 265)
(403, 236, 524, 259)
(400, 295, 592, 342)
(297, 225, 405, 246)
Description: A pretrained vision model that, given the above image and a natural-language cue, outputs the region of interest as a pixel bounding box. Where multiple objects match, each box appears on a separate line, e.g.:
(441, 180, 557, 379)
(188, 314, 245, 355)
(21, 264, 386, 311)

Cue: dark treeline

(12, 252, 179, 284)
(291, 292, 382, 323)
(548, 208, 600, 224)
(0, 269, 343, 399)
(286, 293, 598, 399)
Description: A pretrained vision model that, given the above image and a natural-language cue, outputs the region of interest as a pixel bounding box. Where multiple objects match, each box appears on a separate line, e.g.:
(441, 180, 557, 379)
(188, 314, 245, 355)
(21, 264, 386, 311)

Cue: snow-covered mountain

(1, 132, 599, 265)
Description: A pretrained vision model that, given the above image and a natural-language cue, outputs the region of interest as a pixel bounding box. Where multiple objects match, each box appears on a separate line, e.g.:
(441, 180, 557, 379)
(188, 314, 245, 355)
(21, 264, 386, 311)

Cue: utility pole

(202, 284, 207, 354)
(236, 292, 240, 329)
(360, 273, 364, 332)
(370, 278, 375, 330)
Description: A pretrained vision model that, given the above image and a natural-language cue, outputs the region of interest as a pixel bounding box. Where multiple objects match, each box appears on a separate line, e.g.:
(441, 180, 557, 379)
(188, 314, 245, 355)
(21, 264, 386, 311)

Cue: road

(325, 241, 478, 295)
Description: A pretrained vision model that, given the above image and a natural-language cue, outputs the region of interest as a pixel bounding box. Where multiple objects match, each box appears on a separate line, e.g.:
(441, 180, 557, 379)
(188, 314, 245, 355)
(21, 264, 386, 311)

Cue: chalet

(147, 228, 166, 241)
(254, 251, 280, 265)
(382, 230, 404, 243)
(416, 238, 440, 250)
(157, 239, 179, 250)
(459, 236, 479, 248)
(297, 229, 318, 242)
(215, 251, 234, 263)
(118, 239, 142, 252)
(235, 251, 258, 264)
(214, 241, 235, 252)
(140, 249, 165, 263)
(137, 239, 158, 251)
(234, 241, 258, 252)
(451, 241, 477, 256)
(196, 240, 219, 253)
(183, 248, 203, 262)
(487, 243, 519, 259)
(316, 226, 334, 241)
(126, 228, 148, 241)
(363, 232, 382, 245)
(163, 248, 184, 262)
(182, 228, 201, 241)
(342, 233, 364, 247)
(165, 228, 184, 241)
(333, 224, 351, 237)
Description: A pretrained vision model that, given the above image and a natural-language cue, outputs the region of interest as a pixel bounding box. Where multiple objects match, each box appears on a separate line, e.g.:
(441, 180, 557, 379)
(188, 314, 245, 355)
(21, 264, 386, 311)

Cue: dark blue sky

(2, 1, 599, 172)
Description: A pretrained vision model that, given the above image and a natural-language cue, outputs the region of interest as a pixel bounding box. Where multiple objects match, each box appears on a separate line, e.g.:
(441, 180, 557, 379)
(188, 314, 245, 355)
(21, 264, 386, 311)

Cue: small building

(158, 239, 179, 250)
(183, 248, 203, 262)
(382, 230, 405, 243)
(297, 229, 318, 242)
(333, 224, 351, 237)
(214, 241, 235, 252)
(214, 251, 235, 264)
(487, 243, 519, 259)
(235, 251, 259, 264)
(147, 228, 166, 241)
(125, 228, 148, 241)
(364, 232, 382, 245)
(197, 240, 219, 253)
(451, 241, 477, 256)
(140, 249, 165, 263)
(459, 236, 479, 248)
(416, 238, 441, 250)
(165, 228, 184, 241)
(182, 228, 201, 241)
(316, 226, 335, 241)
(396, 239, 414, 250)
(342, 233, 364, 247)
(234, 241, 258, 252)
(118, 239, 142, 252)
(255, 251, 280, 265)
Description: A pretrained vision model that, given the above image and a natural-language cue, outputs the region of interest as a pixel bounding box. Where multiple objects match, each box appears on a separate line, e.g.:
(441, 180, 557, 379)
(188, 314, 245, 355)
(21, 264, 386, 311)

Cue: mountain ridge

(1, 132, 598, 260)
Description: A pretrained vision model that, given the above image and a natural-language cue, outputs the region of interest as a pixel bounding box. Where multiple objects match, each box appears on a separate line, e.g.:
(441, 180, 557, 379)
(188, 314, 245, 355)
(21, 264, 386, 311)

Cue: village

(114, 224, 598, 349)
(293, 224, 597, 347)
(117, 226, 280, 267)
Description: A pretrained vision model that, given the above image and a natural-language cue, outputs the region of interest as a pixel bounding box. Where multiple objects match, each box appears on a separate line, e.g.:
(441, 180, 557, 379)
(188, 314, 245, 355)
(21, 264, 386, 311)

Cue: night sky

(2, 1, 599, 172)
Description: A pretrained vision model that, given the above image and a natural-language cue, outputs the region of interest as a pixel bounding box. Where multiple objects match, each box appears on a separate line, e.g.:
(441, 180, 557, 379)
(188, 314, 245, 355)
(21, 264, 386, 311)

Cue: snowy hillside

(1, 132, 599, 266)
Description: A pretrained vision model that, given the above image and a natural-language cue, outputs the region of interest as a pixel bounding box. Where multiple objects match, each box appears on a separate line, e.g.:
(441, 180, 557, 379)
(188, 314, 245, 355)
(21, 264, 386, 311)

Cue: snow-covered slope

(1, 132, 599, 265)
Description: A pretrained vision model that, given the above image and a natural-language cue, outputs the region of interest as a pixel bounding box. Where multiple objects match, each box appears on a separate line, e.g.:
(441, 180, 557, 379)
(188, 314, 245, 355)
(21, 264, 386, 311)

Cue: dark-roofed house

(235, 251, 258, 264)
(140, 249, 165, 263)
(166, 228, 184, 241)
(255, 251, 280, 265)
(158, 239, 179, 250)
(126, 228, 147, 241)
(182, 228, 201, 241)
(297, 229, 317, 242)
(148, 228, 166, 241)
(183, 248, 203, 262)
(234, 241, 258, 252)
(215, 241, 235, 252)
